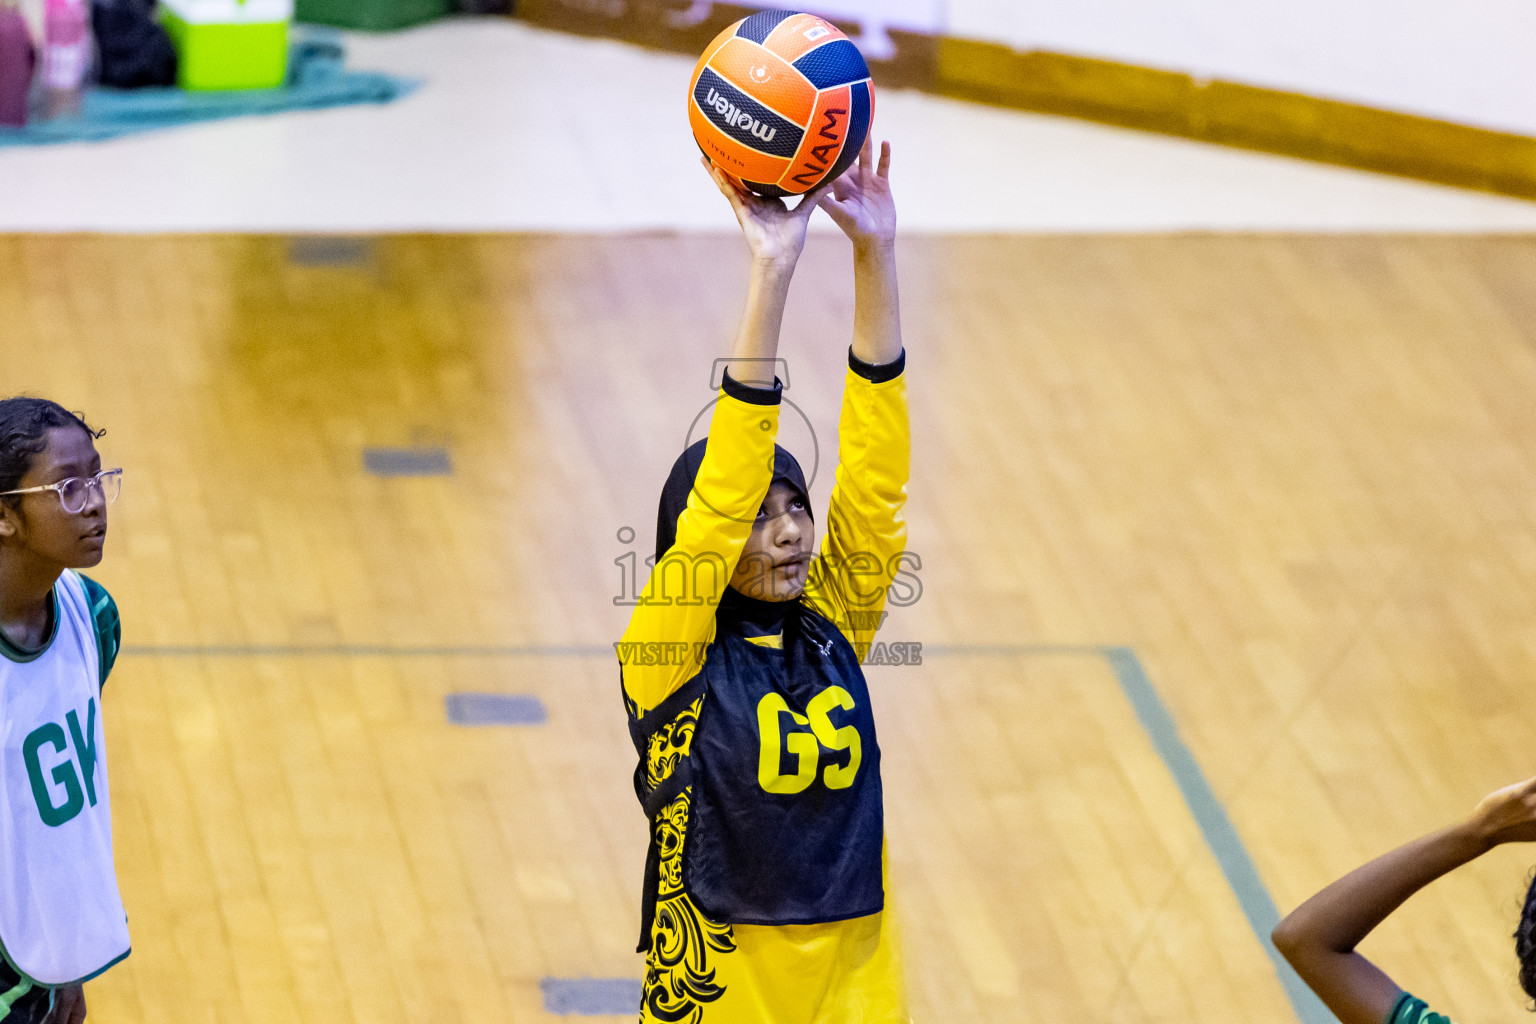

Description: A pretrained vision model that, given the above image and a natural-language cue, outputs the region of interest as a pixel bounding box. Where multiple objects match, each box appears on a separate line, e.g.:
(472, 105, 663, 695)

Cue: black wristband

(722, 369, 784, 405)
(849, 347, 905, 383)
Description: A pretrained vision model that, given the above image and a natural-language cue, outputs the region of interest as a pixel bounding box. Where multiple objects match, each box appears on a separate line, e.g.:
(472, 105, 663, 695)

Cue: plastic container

(41, 0, 90, 115)
(159, 0, 291, 91)
(294, 0, 446, 31)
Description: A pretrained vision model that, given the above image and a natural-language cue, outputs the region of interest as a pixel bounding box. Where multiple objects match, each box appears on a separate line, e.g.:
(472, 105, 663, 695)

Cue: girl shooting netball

(618, 135, 910, 1023)
(0, 399, 129, 1024)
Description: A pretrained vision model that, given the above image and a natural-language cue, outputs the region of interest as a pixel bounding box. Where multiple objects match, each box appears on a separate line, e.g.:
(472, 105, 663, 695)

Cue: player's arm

(821, 139, 902, 370)
(620, 381, 780, 714)
(620, 163, 832, 715)
(802, 355, 909, 655)
(1272, 776, 1536, 1024)
(804, 139, 910, 653)
(710, 157, 836, 386)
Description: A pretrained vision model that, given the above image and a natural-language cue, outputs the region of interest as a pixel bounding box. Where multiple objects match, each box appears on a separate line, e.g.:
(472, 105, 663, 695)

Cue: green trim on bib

(0, 575, 118, 689)
(76, 575, 120, 689)
(0, 936, 33, 990)
(0, 589, 59, 665)
(0, 931, 130, 990)
(0, 973, 33, 1016)
(65, 944, 131, 985)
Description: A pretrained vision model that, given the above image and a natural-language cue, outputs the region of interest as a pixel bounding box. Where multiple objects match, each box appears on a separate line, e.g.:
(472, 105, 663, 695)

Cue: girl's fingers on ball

(689, 15, 874, 215)
(716, 172, 750, 206)
(702, 158, 746, 204)
(810, 179, 839, 207)
(702, 157, 728, 187)
(722, 183, 753, 219)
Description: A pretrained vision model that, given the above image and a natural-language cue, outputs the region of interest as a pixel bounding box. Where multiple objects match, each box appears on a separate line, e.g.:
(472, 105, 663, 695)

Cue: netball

(688, 10, 874, 197)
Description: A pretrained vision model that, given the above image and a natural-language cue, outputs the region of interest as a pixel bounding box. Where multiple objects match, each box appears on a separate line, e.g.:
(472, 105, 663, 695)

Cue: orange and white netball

(688, 10, 875, 197)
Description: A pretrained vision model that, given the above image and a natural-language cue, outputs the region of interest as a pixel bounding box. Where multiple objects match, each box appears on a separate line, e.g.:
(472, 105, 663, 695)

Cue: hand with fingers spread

(816, 138, 903, 368)
(819, 138, 896, 256)
(703, 158, 834, 269)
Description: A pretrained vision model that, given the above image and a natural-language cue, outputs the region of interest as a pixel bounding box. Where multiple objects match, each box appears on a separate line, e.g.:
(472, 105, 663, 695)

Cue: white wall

(727, 0, 1536, 136)
(946, 0, 1536, 137)
(733, 1, 946, 59)
(11, 20, 1536, 232)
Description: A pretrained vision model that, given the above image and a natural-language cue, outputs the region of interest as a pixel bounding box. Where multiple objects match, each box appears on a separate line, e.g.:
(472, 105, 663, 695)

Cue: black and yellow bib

(628, 599, 884, 943)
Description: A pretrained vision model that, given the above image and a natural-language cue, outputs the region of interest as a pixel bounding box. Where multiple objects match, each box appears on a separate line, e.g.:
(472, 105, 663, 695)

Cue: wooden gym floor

(7, 231, 1536, 1023)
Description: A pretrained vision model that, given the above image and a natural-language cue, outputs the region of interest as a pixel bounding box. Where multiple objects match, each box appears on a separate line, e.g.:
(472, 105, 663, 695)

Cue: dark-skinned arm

(1272, 776, 1536, 1024)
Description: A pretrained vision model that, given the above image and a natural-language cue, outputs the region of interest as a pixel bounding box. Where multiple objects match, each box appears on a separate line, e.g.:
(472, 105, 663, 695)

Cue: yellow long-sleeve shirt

(620, 355, 911, 1024)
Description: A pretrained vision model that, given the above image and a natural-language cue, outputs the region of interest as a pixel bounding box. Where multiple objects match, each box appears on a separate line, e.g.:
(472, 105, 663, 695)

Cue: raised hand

(704, 158, 832, 267)
(1466, 775, 1536, 847)
(819, 138, 895, 254)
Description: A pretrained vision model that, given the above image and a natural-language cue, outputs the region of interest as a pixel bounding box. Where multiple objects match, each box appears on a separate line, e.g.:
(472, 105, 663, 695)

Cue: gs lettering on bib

(755, 687, 862, 794)
(0, 572, 130, 985)
(682, 606, 884, 926)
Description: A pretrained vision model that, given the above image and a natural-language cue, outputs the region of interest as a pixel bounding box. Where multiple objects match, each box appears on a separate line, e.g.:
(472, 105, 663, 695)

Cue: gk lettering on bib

(24, 698, 101, 827)
(0, 572, 130, 985)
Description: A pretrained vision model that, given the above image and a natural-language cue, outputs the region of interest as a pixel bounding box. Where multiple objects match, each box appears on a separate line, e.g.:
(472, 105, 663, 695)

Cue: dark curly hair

(1516, 868, 1536, 1002)
(0, 397, 105, 509)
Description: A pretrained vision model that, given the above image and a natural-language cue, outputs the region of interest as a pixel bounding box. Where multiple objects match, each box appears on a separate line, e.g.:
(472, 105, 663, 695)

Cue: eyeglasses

(0, 469, 122, 515)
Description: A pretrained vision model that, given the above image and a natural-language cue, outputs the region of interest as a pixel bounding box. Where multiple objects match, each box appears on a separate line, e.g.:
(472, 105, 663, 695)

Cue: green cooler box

(295, 0, 447, 30)
(161, 0, 293, 91)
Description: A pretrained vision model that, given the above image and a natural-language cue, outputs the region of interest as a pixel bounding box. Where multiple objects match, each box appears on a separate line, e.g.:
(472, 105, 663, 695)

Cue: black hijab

(654, 438, 810, 562)
(655, 438, 811, 633)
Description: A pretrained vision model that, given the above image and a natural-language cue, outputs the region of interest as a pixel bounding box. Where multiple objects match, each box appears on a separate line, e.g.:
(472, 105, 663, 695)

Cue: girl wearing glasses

(620, 137, 910, 1024)
(0, 398, 128, 1024)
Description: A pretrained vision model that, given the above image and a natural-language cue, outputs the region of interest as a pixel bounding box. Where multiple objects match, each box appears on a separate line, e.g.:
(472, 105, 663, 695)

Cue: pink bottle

(0, 3, 33, 127)
(41, 0, 89, 117)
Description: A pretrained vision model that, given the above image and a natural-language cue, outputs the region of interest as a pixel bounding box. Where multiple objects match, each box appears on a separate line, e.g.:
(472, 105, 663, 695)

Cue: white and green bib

(0, 571, 129, 986)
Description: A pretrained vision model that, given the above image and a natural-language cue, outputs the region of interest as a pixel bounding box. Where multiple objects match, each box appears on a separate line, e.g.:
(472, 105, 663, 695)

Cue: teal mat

(0, 36, 418, 147)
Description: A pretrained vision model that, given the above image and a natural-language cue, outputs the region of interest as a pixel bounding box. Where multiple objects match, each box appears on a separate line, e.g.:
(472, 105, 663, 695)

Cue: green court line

(1098, 647, 1334, 1024)
(910, 643, 1333, 1023)
(120, 640, 1331, 1024)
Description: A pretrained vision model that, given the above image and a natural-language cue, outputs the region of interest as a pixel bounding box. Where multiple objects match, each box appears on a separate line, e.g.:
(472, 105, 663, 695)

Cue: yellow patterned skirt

(639, 837, 908, 1024)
